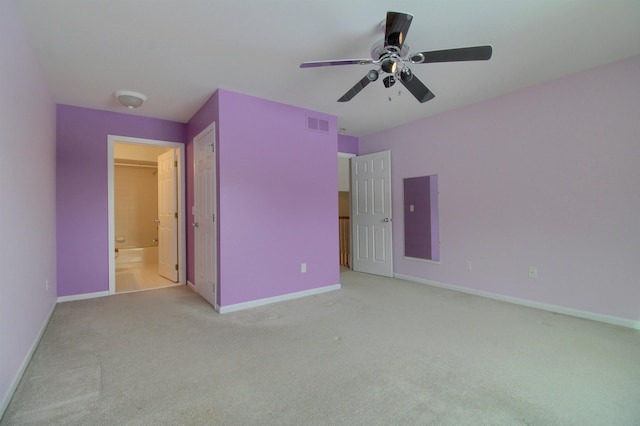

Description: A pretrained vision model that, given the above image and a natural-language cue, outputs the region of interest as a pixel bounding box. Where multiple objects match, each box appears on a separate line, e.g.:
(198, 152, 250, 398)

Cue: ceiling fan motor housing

(370, 39, 409, 61)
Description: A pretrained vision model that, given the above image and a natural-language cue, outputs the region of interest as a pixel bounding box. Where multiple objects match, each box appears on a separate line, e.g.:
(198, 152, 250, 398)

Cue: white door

(351, 150, 393, 277)
(158, 150, 178, 282)
(193, 124, 217, 307)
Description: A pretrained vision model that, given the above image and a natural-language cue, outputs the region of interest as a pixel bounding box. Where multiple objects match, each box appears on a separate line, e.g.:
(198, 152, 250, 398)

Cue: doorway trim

(107, 135, 187, 295)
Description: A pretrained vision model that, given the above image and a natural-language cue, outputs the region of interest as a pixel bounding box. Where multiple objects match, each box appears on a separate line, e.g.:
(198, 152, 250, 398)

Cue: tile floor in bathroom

(115, 263, 178, 293)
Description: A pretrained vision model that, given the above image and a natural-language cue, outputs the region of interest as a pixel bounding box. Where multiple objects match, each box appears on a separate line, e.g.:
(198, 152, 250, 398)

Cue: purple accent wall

(1, 0, 57, 412)
(360, 55, 640, 321)
(338, 134, 358, 154)
(216, 90, 339, 306)
(56, 105, 186, 296)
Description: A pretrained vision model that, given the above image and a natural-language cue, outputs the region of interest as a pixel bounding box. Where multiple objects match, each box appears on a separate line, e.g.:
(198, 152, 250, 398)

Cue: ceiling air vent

(306, 116, 330, 133)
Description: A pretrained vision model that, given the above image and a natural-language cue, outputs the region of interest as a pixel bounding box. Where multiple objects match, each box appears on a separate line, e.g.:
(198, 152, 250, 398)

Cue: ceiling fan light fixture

(114, 90, 147, 109)
(367, 69, 379, 82)
(383, 75, 396, 88)
(381, 58, 397, 74)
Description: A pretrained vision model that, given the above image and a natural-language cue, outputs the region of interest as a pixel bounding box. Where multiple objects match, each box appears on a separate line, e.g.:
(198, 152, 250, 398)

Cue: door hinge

(174, 212, 178, 219)
(212, 213, 215, 222)
(175, 264, 179, 271)
(210, 142, 215, 152)
(174, 160, 178, 167)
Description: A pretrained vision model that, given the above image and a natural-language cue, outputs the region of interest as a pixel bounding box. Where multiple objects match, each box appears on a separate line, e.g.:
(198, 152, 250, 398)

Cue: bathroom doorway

(107, 135, 186, 294)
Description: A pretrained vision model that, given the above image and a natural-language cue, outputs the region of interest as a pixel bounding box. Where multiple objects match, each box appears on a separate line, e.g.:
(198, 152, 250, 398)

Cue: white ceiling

(14, 0, 640, 136)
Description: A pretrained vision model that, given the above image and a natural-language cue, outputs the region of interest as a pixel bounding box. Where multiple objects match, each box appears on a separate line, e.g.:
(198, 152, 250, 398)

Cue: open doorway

(107, 135, 186, 294)
(338, 153, 354, 271)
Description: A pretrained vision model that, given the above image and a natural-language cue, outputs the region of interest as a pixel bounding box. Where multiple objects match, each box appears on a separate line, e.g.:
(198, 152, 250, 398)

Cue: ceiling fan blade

(385, 11, 413, 51)
(300, 59, 373, 68)
(399, 72, 435, 103)
(412, 45, 493, 64)
(338, 74, 375, 102)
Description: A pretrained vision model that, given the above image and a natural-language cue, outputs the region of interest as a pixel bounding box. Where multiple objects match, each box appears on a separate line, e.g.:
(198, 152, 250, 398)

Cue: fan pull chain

(388, 90, 403, 102)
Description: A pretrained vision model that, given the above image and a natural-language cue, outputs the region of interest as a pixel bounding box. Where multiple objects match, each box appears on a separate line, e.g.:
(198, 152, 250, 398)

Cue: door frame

(107, 135, 187, 295)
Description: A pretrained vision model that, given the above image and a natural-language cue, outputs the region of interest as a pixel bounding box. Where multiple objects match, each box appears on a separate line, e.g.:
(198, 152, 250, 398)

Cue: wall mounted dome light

(114, 90, 147, 109)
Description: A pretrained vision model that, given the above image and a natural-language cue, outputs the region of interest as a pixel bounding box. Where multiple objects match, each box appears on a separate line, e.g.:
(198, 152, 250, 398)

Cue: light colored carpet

(2, 271, 639, 425)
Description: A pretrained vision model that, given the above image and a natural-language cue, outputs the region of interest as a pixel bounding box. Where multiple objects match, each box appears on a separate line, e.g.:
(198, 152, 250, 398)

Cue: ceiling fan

(300, 11, 493, 103)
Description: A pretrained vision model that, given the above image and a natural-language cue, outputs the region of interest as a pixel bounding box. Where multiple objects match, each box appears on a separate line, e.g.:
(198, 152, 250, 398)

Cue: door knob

(383, 217, 392, 223)
(154, 219, 160, 224)
(192, 222, 199, 228)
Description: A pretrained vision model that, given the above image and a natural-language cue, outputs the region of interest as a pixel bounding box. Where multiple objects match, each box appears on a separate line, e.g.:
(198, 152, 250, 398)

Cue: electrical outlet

(301, 263, 307, 273)
(466, 261, 472, 271)
(528, 266, 538, 278)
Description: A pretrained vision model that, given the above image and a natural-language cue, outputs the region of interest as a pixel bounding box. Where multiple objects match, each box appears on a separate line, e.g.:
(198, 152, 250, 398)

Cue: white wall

(0, 0, 57, 416)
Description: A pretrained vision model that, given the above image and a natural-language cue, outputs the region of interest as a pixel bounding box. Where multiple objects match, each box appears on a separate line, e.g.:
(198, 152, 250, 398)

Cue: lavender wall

(360, 55, 640, 322)
(0, 0, 57, 413)
(56, 105, 186, 296)
(185, 92, 219, 286)
(217, 90, 339, 306)
(338, 134, 358, 154)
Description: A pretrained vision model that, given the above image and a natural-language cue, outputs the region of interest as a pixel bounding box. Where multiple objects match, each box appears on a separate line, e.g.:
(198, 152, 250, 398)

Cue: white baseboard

(186, 280, 195, 291)
(394, 273, 640, 331)
(1, 301, 56, 419)
(57, 291, 109, 303)
(219, 284, 341, 314)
